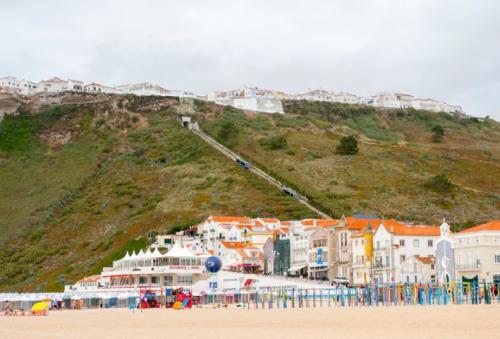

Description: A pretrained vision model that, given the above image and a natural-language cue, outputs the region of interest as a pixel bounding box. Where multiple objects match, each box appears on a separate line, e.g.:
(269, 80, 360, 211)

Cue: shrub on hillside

(424, 173, 454, 193)
(336, 135, 358, 155)
(432, 125, 445, 142)
(260, 135, 288, 150)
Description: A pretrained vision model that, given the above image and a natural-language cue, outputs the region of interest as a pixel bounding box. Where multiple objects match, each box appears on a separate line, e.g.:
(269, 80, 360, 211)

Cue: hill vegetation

(199, 100, 500, 226)
(0, 94, 499, 291)
(0, 96, 313, 291)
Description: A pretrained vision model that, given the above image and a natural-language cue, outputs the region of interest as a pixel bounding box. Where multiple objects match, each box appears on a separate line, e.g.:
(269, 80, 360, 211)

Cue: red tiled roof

(78, 275, 101, 283)
(346, 218, 439, 236)
(416, 256, 435, 265)
(261, 218, 280, 223)
(220, 241, 252, 249)
(459, 221, 500, 234)
(209, 216, 251, 224)
(301, 219, 339, 227)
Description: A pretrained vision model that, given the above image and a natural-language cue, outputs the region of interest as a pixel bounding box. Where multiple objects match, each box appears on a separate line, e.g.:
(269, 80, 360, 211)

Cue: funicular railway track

(190, 126, 331, 219)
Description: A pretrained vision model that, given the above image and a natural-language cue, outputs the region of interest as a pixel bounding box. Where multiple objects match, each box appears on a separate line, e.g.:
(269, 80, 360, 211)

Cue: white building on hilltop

(84, 82, 123, 94)
(36, 77, 84, 93)
(0, 76, 38, 95)
(117, 83, 169, 96)
(293, 89, 361, 105)
(116, 83, 194, 97)
(207, 86, 284, 114)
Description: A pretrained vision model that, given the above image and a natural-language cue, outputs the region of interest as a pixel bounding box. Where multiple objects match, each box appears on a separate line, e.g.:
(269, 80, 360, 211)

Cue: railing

(12, 282, 496, 311)
(456, 263, 481, 271)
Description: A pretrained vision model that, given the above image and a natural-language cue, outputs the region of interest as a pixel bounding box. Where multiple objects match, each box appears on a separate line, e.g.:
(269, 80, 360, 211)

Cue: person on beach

(3, 301, 11, 316)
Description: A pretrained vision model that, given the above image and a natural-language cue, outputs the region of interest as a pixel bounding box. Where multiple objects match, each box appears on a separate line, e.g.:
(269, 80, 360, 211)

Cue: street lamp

(272, 251, 280, 276)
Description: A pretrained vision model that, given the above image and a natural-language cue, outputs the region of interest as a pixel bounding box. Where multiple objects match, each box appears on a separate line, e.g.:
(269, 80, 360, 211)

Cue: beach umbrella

(32, 302, 49, 312)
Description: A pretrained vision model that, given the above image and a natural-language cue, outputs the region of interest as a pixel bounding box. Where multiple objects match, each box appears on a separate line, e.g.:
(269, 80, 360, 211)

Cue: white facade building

(84, 82, 123, 94)
(99, 244, 207, 289)
(36, 77, 83, 93)
(372, 223, 440, 283)
(453, 221, 500, 284)
(288, 221, 309, 277)
(116, 83, 193, 97)
(0, 76, 38, 95)
(397, 255, 435, 284)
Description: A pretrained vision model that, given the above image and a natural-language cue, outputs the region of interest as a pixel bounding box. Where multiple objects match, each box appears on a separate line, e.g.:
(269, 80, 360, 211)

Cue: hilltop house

(84, 82, 122, 94)
(36, 77, 83, 93)
(0, 76, 37, 95)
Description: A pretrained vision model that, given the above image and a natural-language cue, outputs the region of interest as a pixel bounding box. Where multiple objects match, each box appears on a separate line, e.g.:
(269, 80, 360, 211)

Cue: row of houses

(181, 215, 500, 286)
(208, 86, 464, 115)
(0, 76, 465, 115)
(0, 76, 194, 97)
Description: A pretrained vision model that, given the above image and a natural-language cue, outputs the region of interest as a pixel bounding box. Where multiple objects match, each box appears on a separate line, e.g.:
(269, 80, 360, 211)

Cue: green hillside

(199, 100, 500, 227)
(0, 96, 313, 291)
(0, 94, 499, 292)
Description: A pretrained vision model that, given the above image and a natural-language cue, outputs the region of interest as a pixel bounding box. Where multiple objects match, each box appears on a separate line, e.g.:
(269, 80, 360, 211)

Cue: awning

(288, 265, 307, 273)
(309, 263, 328, 269)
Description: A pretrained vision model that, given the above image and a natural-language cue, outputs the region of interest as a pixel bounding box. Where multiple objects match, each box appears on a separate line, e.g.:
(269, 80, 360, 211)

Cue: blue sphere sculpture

(205, 256, 222, 273)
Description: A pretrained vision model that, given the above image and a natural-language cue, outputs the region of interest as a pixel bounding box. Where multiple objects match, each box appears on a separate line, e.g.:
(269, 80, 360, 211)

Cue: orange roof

(235, 224, 255, 230)
(459, 220, 500, 234)
(235, 248, 263, 259)
(78, 275, 101, 283)
(341, 217, 400, 231)
(301, 219, 339, 227)
(387, 223, 440, 236)
(345, 218, 439, 236)
(261, 218, 280, 223)
(220, 241, 252, 249)
(254, 220, 264, 227)
(209, 216, 251, 223)
(207, 249, 215, 255)
(416, 256, 435, 265)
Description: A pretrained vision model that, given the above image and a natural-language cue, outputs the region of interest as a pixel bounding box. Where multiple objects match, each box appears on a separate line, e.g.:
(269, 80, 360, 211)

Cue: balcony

(456, 263, 481, 271)
(373, 263, 391, 269)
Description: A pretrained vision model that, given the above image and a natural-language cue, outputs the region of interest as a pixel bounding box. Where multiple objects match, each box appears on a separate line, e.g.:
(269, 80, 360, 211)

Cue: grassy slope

(0, 98, 313, 291)
(199, 101, 500, 228)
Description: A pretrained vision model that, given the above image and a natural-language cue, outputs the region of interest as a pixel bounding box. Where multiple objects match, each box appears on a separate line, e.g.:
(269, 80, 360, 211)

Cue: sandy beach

(1, 304, 499, 339)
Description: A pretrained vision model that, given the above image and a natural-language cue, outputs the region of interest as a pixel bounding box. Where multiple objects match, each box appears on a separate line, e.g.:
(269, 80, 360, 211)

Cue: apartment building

(0, 76, 37, 95)
(372, 222, 440, 283)
(453, 221, 500, 284)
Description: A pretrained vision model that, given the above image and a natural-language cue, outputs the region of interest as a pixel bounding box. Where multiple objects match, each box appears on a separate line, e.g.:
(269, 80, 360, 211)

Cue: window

(495, 254, 500, 264)
(139, 276, 147, 284)
(163, 275, 173, 286)
(428, 240, 433, 247)
(151, 276, 159, 284)
(399, 239, 405, 247)
(413, 239, 420, 248)
(376, 241, 380, 250)
(386, 256, 390, 266)
(177, 275, 193, 284)
(400, 255, 406, 264)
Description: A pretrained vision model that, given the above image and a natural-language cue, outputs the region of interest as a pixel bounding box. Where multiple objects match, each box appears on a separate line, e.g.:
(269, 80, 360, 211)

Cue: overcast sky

(1, 0, 499, 118)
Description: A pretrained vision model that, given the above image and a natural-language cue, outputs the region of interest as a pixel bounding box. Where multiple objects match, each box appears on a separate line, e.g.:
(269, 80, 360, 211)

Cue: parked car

(331, 276, 349, 287)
